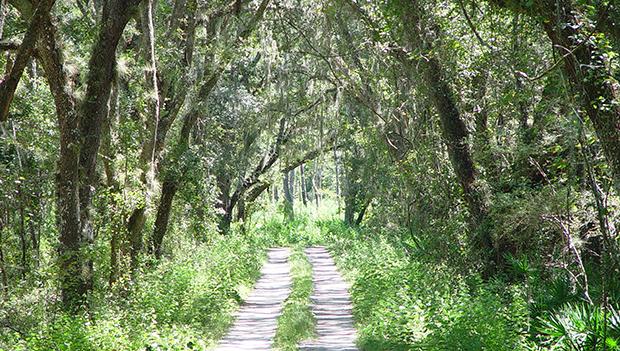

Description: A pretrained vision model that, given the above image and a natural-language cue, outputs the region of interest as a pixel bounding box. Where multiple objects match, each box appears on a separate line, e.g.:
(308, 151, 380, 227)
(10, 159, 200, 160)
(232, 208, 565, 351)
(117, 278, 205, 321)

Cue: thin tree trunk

(313, 162, 321, 206)
(0, 0, 8, 41)
(300, 163, 308, 206)
(511, 14, 529, 132)
(333, 147, 340, 198)
(343, 165, 355, 225)
(18, 194, 27, 279)
(0, 207, 7, 294)
(28, 209, 38, 267)
(283, 169, 294, 219)
(102, 74, 123, 285)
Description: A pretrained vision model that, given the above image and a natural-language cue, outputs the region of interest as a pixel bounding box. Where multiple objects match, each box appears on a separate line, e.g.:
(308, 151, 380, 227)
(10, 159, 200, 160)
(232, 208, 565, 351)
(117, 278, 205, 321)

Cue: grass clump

(273, 246, 316, 350)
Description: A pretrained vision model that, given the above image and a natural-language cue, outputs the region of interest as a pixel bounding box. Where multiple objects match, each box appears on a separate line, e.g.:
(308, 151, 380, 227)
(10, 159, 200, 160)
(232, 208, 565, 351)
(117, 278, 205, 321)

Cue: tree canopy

(0, 0, 619, 349)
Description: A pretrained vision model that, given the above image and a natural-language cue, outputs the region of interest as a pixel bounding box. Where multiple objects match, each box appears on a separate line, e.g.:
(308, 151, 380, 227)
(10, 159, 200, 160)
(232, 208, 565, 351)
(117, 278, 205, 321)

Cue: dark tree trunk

(219, 211, 233, 234)
(18, 198, 27, 279)
(397, 0, 494, 270)
(355, 198, 370, 226)
(237, 198, 246, 221)
(151, 180, 178, 259)
(333, 147, 340, 198)
(13, 0, 145, 309)
(102, 74, 124, 286)
(343, 166, 356, 225)
(471, 70, 491, 168)
(419, 56, 489, 231)
(127, 207, 146, 270)
(28, 212, 38, 267)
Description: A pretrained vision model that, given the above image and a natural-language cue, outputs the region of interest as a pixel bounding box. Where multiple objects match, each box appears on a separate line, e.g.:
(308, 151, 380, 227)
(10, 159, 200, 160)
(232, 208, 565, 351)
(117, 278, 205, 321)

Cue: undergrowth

(3, 201, 618, 351)
(0, 232, 265, 351)
(314, 219, 620, 351)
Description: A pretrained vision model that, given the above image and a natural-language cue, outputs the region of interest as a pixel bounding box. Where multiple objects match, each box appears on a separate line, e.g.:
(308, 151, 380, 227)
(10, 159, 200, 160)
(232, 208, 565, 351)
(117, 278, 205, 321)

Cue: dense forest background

(0, 0, 619, 349)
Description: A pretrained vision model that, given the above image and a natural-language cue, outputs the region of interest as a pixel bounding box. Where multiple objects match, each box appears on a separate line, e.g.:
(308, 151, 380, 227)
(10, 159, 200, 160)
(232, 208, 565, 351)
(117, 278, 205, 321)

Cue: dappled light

(0, 0, 619, 350)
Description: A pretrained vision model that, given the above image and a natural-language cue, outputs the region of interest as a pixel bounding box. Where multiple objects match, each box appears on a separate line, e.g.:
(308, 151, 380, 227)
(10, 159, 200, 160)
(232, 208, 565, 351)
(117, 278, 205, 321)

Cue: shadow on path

(214, 248, 291, 351)
(299, 246, 358, 351)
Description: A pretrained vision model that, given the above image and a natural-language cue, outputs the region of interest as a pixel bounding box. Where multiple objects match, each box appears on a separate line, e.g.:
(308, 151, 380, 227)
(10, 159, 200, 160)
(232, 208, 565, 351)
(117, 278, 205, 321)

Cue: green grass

(2, 231, 266, 351)
(273, 246, 316, 350)
(317, 219, 531, 351)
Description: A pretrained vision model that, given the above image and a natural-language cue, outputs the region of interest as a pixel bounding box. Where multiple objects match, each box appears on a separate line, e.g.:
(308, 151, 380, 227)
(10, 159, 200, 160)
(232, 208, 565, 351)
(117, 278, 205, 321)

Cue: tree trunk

(343, 166, 356, 225)
(149, 0, 272, 241)
(333, 147, 340, 198)
(397, 0, 494, 269)
(0, 207, 7, 294)
(18, 195, 27, 279)
(493, 0, 620, 194)
(312, 162, 321, 206)
(126, 0, 162, 271)
(46, 12, 132, 300)
(102, 73, 124, 286)
(300, 163, 308, 206)
(237, 198, 246, 221)
(151, 179, 178, 259)
(355, 197, 370, 226)
(283, 169, 294, 219)
(0, 0, 56, 122)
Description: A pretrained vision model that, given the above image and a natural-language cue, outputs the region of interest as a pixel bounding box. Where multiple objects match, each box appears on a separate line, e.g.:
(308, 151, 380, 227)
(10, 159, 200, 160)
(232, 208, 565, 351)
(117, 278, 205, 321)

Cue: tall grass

(1, 231, 266, 351)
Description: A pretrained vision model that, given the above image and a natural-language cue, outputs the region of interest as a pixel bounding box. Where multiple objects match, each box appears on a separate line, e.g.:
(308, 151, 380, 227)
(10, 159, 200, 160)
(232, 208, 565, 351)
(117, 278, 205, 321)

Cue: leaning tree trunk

(150, 0, 271, 241)
(397, 0, 494, 270)
(151, 180, 178, 259)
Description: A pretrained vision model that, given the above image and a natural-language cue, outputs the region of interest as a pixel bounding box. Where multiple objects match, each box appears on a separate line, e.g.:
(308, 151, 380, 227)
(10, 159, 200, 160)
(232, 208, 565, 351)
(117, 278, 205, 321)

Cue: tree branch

(0, 0, 56, 121)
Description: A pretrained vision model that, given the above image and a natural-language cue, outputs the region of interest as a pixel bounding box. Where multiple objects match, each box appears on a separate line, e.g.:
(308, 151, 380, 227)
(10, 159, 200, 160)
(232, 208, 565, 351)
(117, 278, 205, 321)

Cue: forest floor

(214, 246, 358, 351)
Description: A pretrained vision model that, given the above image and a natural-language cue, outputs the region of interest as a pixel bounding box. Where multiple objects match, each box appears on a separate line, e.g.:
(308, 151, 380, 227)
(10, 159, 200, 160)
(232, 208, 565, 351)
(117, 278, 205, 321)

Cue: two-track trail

(214, 246, 358, 351)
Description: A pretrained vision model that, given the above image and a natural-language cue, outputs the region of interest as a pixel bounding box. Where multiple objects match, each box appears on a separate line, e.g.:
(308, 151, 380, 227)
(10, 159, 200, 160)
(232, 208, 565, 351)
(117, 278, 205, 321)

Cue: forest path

(214, 247, 292, 351)
(299, 246, 358, 351)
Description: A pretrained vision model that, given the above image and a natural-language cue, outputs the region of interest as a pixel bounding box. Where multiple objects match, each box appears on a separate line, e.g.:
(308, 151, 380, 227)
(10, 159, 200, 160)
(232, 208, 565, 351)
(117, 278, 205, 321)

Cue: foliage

(0, 230, 264, 351)
(0, 0, 619, 349)
(319, 219, 530, 350)
(536, 303, 620, 351)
